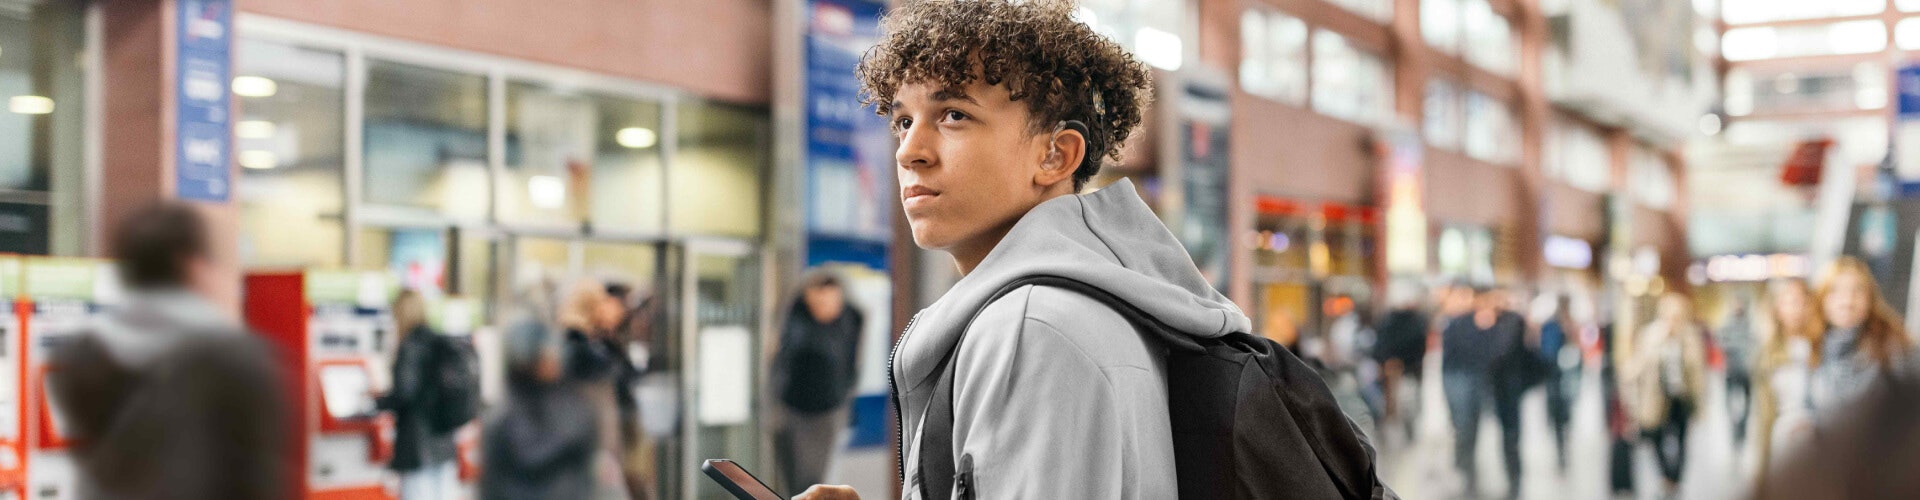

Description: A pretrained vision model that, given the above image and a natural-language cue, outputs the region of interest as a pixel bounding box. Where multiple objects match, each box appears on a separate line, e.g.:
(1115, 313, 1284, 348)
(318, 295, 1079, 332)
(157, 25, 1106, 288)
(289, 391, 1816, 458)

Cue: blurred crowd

(1280, 260, 1920, 500)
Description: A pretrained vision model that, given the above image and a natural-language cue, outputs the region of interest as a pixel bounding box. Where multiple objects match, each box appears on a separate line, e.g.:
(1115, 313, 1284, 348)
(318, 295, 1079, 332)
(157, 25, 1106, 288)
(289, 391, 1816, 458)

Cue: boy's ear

(1036, 122, 1087, 187)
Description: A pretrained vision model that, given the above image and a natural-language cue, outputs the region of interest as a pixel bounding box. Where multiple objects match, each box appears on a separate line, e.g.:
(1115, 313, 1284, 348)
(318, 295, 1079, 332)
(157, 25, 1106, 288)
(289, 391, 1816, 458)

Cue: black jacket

(481, 374, 600, 500)
(378, 326, 459, 471)
(771, 300, 864, 414)
(1372, 308, 1430, 373)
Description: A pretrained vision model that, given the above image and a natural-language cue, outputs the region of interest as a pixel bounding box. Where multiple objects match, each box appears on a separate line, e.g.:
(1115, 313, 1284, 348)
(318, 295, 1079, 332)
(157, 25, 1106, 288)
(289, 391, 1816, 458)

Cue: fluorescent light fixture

(529, 175, 567, 209)
(9, 96, 53, 115)
(232, 76, 278, 97)
(238, 150, 278, 169)
(1135, 27, 1183, 71)
(615, 127, 658, 149)
(236, 120, 277, 139)
(1721, 27, 1776, 61)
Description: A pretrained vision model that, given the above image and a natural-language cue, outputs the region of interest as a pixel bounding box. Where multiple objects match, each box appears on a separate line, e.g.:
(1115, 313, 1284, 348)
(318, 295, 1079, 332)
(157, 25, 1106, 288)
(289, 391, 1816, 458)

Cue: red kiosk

(19, 257, 120, 500)
(0, 256, 26, 498)
(245, 270, 395, 500)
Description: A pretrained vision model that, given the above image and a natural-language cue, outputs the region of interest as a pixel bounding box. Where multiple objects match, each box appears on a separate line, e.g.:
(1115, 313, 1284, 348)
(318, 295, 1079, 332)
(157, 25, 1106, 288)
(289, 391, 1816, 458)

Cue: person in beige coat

(1625, 293, 1708, 499)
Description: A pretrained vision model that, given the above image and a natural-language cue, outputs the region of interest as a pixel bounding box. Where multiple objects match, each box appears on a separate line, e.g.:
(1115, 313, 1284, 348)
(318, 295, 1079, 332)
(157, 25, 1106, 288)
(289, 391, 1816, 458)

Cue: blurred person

(1534, 293, 1579, 470)
(771, 271, 867, 492)
(602, 283, 654, 500)
(1807, 257, 1912, 413)
(1373, 281, 1430, 442)
(1441, 287, 1528, 499)
(376, 290, 460, 499)
(1717, 296, 1759, 450)
(560, 279, 633, 499)
(49, 201, 288, 500)
(1626, 294, 1708, 500)
(1750, 355, 1920, 500)
(481, 318, 601, 500)
(1751, 278, 1822, 482)
(798, 1, 1385, 499)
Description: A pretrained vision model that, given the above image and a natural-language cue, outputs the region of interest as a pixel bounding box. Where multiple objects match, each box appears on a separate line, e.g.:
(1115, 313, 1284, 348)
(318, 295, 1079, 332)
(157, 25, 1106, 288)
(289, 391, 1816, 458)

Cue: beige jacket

(1625, 319, 1708, 430)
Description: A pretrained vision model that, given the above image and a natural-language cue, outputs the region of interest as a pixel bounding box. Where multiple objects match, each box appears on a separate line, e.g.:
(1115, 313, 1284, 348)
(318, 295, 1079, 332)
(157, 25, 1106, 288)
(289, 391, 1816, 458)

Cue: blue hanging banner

(804, 0, 892, 269)
(175, 0, 233, 202)
(1898, 65, 1920, 121)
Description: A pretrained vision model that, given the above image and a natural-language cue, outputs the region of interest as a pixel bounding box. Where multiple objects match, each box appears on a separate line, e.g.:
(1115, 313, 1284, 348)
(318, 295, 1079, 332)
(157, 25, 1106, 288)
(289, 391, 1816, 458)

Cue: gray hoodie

(893, 180, 1251, 499)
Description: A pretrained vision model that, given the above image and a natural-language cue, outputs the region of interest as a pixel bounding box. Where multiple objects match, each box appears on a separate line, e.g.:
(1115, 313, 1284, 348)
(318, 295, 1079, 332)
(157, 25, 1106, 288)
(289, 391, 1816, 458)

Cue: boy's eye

(944, 110, 967, 121)
(894, 117, 913, 132)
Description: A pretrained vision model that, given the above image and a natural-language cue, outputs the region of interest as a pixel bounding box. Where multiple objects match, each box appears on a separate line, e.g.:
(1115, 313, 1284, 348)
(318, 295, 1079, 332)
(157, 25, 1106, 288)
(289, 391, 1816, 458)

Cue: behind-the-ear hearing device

(1048, 120, 1092, 171)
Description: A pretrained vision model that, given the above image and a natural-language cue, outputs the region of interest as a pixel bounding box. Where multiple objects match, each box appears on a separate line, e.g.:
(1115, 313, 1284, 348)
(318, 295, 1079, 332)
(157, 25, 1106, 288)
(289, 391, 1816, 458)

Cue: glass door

(676, 239, 763, 500)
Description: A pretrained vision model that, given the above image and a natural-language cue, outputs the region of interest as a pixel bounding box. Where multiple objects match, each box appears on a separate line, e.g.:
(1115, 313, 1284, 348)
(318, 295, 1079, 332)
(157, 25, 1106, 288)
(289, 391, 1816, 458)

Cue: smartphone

(702, 459, 785, 500)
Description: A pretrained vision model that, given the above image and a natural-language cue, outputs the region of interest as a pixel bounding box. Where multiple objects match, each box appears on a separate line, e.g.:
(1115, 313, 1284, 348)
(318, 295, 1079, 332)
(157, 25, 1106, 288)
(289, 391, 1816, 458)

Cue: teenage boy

(796, 1, 1250, 499)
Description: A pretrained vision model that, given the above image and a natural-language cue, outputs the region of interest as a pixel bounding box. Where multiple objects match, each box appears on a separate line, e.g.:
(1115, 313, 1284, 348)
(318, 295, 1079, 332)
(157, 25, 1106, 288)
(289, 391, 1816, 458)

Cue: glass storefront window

(1725, 63, 1887, 116)
(1896, 17, 1920, 49)
(363, 59, 491, 221)
(1722, 21, 1887, 61)
(1462, 0, 1514, 76)
(1423, 80, 1462, 150)
(1311, 31, 1392, 126)
(1549, 119, 1613, 192)
(503, 82, 666, 231)
(1326, 0, 1393, 24)
(1421, 0, 1463, 55)
(670, 102, 767, 238)
(1632, 147, 1675, 209)
(0, 0, 85, 255)
(236, 39, 347, 268)
(1905, 0, 1920, 12)
(1463, 91, 1518, 165)
(1077, 0, 1190, 71)
(1240, 9, 1309, 105)
(1723, 0, 1883, 25)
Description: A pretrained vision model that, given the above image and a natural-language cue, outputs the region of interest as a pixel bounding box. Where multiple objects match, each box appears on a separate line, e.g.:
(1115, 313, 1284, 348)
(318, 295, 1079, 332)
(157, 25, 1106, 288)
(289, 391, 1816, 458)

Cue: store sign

(1702, 254, 1810, 282)
(174, 0, 233, 202)
(1899, 65, 1920, 120)
(804, 0, 892, 271)
(1543, 235, 1593, 270)
(1379, 129, 1426, 275)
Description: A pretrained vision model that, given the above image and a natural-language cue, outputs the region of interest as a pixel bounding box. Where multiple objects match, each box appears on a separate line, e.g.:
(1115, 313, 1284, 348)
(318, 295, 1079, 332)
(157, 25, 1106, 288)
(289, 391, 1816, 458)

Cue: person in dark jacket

(771, 271, 865, 492)
(559, 278, 633, 498)
(377, 290, 459, 499)
(49, 201, 289, 500)
(1373, 282, 1430, 443)
(1441, 287, 1528, 499)
(482, 319, 600, 500)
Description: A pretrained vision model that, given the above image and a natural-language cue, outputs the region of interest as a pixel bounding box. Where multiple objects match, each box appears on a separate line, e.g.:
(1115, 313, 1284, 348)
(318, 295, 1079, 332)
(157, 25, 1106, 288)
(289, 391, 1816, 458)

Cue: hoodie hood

(896, 179, 1250, 390)
(91, 288, 242, 369)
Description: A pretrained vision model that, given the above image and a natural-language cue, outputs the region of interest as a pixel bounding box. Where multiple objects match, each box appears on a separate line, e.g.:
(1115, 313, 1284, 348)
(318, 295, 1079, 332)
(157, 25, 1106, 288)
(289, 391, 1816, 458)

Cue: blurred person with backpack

(1534, 293, 1580, 470)
(771, 271, 866, 492)
(481, 318, 601, 500)
(795, 2, 1389, 499)
(50, 201, 288, 500)
(1441, 287, 1529, 499)
(377, 290, 476, 499)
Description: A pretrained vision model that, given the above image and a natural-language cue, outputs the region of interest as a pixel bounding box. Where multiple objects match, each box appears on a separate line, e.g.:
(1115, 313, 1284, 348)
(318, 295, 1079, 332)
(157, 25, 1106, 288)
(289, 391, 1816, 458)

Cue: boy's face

(890, 79, 1073, 257)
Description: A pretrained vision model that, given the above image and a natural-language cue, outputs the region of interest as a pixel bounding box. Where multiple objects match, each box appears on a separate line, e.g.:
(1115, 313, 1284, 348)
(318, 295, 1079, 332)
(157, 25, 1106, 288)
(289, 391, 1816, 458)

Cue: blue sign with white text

(175, 0, 233, 202)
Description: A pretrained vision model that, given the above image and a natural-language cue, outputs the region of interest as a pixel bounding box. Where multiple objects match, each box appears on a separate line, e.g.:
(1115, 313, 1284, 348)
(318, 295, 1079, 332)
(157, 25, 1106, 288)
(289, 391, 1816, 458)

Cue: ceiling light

(232, 76, 278, 97)
(615, 127, 658, 149)
(8, 96, 53, 115)
(236, 120, 276, 139)
(238, 150, 278, 169)
(529, 175, 567, 209)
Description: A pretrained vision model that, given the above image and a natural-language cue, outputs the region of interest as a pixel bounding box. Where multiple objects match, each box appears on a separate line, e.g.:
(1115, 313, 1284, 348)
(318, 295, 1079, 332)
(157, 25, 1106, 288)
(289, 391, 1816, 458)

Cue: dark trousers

(1647, 399, 1694, 484)
(1445, 373, 1524, 497)
(1544, 370, 1574, 468)
(1726, 370, 1752, 447)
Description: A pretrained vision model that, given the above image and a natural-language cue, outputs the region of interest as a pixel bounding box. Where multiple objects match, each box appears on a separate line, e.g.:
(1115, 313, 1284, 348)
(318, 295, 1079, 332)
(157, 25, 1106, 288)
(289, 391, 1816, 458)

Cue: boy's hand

(793, 484, 860, 500)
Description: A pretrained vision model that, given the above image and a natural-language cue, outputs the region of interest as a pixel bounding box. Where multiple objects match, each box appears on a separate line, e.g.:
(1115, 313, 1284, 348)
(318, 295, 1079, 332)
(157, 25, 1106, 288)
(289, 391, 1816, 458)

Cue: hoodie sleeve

(944, 288, 1169, 499)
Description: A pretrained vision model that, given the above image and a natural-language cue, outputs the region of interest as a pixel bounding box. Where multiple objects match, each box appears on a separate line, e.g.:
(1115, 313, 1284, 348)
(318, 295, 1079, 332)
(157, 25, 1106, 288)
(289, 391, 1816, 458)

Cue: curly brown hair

(855, 0, 1152, 189)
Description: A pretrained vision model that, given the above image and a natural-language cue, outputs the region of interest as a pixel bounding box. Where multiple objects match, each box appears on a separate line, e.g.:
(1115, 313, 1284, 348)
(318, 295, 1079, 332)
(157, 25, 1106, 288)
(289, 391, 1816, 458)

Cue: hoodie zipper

(889, 311, 922, 485)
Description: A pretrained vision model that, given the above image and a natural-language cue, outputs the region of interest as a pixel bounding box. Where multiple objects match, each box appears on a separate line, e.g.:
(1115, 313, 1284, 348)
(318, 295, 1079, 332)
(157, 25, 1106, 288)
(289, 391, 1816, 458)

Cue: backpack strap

(918, 275, 1201, 500)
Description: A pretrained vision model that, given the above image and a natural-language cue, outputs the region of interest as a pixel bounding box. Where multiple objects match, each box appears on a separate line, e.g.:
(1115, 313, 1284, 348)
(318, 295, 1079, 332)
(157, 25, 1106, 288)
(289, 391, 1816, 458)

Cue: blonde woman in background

(1626, 293, 1708, 500)
(1750, 278, 1821, 481)
(559, 279, 636, 500)
(1808, 257, 1913, 410)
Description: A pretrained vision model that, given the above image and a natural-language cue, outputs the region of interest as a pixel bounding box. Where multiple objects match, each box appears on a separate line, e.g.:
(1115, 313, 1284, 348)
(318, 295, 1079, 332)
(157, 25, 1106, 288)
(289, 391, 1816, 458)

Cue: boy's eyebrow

(889, 88, 979, 114)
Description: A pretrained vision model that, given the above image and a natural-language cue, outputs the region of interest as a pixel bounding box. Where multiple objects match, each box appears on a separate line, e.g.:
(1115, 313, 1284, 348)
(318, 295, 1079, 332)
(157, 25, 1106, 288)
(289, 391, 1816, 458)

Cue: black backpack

(424, 334, 481, 433)
(919, 276, 1394, 500)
